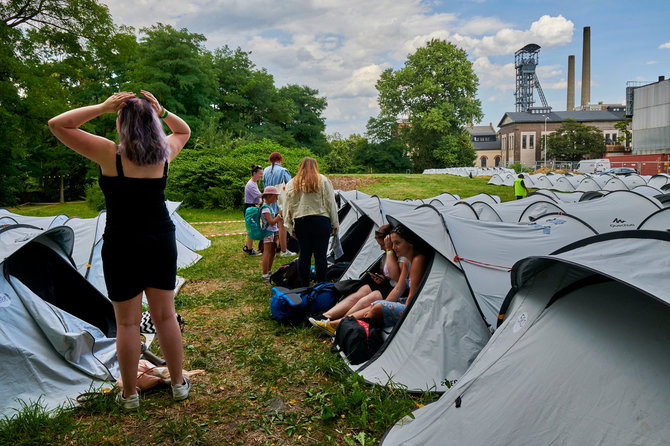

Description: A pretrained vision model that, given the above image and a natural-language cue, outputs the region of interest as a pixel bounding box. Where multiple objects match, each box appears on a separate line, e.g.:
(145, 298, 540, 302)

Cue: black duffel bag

(331, 316, 385, 365)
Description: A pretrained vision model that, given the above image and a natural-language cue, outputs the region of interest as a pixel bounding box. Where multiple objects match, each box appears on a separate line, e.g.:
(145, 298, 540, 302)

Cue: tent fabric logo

(0, 293, 11, 308)
(513, 312, 528, 333)
(610, 217, 635, 228)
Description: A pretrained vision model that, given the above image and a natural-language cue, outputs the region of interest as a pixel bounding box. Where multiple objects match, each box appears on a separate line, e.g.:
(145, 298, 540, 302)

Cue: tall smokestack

(567, 55, 575, 110)
(581, 26, 591, 107)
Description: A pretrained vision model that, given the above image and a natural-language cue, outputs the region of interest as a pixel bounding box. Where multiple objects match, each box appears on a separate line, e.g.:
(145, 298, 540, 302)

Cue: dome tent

(381, 231, 670, 446)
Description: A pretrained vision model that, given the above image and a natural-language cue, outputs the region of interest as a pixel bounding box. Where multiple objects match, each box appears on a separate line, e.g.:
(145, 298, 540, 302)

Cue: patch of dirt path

(327, 176, 387, 191)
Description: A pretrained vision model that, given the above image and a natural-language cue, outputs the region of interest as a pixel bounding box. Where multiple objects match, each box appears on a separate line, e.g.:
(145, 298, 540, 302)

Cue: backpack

(245, 204, 273, 241)
(270, 282, 340, 324)
(331, 316, 385, 365)
(270, 259, 301, 288)
(270, 286, 311, 324)
(306, 282, 339, 316)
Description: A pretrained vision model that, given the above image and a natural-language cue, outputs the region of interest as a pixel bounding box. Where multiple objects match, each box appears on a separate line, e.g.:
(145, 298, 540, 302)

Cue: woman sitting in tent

(311, 224, 400, 324)
(310, 224, 428, 335)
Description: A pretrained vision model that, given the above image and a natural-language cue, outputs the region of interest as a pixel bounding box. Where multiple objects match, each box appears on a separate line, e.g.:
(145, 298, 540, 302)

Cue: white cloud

(659, 42, 670, 49)
(647, 60, 659, 65)
(451, 15, 574, 57)
(457, 16, 512, 35)
(101, 1, 575, 136)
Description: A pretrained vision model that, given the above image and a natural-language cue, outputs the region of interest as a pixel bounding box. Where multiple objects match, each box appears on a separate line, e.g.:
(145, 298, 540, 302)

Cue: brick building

(466, 123, 501, 167)
(497, 107, 627, 167)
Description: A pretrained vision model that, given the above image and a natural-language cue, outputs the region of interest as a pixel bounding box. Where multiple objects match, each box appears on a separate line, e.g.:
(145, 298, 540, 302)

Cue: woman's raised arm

(140, 90, 190, 161)
(48, 92, 135, 163)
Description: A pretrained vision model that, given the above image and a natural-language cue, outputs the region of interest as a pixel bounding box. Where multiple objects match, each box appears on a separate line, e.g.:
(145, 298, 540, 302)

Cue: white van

(576, 159, 610, 174)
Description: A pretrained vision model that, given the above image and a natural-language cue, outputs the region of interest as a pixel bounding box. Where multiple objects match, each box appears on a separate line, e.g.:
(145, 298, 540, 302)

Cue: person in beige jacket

(284, 157, 339, 286)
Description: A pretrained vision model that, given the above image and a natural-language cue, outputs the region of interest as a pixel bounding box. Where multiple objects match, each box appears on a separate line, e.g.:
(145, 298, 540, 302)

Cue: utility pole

(544, 116, 549, 168)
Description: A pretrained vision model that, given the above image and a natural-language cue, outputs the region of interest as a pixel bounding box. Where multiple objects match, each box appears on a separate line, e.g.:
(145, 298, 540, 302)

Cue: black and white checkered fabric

(140, 311, 155, 334)
(140, 311, 186, 334)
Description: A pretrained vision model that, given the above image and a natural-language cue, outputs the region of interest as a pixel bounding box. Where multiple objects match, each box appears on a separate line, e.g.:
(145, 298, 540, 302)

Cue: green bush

(166, 139, 323, 209)
(85, 182, 106, 211)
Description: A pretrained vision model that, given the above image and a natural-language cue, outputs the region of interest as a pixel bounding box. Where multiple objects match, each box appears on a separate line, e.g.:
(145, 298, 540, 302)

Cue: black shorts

(101, 230, 177, 302)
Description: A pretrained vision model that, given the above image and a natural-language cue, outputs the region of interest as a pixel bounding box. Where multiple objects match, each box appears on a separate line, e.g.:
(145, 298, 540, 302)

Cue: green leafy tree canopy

(546, 119, 606, 161)
(375, 39, 482, 170)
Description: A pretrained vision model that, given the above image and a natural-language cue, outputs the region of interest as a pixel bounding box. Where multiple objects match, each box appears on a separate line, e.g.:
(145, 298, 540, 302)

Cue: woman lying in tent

(309, 224, 428, 336)
(311, 224, 401, 323)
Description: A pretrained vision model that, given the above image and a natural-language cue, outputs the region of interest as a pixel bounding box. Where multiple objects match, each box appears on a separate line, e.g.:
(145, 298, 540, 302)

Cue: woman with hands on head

(48, 90, 191, 410)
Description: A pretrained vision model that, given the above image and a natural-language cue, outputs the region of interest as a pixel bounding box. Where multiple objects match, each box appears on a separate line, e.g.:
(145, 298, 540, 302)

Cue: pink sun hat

(261, 185, 280, 196)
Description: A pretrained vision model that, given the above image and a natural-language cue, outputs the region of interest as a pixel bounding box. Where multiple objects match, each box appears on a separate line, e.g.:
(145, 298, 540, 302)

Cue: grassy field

(1, 174, 508, 445)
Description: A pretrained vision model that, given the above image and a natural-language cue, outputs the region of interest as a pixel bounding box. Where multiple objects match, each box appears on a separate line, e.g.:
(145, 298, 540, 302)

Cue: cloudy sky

(104, 0, 670, 137)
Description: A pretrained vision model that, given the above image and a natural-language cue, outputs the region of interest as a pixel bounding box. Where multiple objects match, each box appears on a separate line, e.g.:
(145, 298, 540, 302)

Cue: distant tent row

(424, 167, 514, 177)
(0, 202, 210, 415)
(328, 188, 670, 396)
(489, 171, 670, 195)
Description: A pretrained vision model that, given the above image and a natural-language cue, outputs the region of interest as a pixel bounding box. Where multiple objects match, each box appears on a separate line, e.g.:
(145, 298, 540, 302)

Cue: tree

(615, 117, 632, 148)
(0, 0, 131, 203)
(278, 84, 328, 155)
(325, 133, 367, 173)
(126, 24, 218, 128)
(375, 39, 482, 170)
(546, 119, 606, 161)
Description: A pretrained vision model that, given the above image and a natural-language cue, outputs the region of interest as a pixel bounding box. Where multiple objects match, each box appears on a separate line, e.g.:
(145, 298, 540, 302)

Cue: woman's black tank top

(99, 153, 175, 236)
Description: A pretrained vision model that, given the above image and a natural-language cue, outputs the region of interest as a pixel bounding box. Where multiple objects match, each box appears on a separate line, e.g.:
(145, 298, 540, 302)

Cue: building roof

(473, 140, 501, 150)
(498, 109, 626, 128)
(466, 125, 496, 136)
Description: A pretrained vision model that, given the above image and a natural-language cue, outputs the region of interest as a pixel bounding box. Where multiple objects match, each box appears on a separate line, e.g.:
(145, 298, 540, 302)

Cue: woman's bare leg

(145, 287, 184, 386)
(112, 294, 143, 398)
(330, 302, 384, 328)
(323, 285, 372, 319)
(345, 290, 382, 315)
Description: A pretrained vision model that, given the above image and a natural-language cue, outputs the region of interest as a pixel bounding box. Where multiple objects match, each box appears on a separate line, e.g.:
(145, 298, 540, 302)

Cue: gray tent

(638, 207, 670, 230)
(648, 173, 670, 189)
(339, 206, 491, 392)
(382, 231, 670, 445)
(166, 201, 211, 251)
(472, 194, 552, 222)
(0, 225, 118, 416)
(440, 212, 597, 327)
(338, 204, 598, 391)
(517, 190, 661, 231)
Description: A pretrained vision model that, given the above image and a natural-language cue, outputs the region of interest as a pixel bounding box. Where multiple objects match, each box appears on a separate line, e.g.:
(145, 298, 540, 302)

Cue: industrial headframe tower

(514, 43, 551, 113)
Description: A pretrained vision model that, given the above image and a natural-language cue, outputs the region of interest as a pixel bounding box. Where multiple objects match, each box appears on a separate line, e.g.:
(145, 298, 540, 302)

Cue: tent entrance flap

(4, 242, 116, 338)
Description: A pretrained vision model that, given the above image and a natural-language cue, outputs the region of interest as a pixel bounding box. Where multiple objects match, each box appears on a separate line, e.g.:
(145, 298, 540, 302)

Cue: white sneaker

(280, 250, 296, 257)
(116, 392, 139, 410)
(172, 376, 191, 401)
(261, 273, 272, 281)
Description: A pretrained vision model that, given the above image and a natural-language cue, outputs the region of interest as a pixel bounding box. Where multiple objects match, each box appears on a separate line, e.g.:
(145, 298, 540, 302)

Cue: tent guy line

(190, 220, 245, 225)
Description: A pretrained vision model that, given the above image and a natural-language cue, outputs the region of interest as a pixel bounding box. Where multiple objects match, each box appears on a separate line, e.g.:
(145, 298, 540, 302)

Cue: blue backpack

(270, 282, 339, 324)
(245, 204, 273, 240)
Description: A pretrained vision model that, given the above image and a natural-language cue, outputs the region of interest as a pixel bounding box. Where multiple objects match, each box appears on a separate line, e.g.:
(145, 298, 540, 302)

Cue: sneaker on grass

(116, 392, 139, 410)
(261, 273, 272, 281)
(243, 246, 262, 256)
(308, 317, 335, 336)
(279, 250, 296, 257)
(172, 376, 191, 401)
